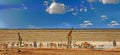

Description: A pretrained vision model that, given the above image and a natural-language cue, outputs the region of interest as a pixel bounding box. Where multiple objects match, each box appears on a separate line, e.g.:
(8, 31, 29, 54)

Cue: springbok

(48, 43, 57, 48)
(81, 42, 94, 48)
(39, 42, 43, 48)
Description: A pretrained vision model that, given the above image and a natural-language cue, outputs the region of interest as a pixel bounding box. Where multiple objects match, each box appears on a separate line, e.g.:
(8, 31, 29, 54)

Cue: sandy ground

(0, 48, 120, 55)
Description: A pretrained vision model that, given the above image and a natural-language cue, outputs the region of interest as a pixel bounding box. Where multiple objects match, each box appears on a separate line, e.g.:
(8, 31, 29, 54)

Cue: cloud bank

(102, 0, 120, 4)
(108, 21, 119, 27)
(88, 0, 120, 4)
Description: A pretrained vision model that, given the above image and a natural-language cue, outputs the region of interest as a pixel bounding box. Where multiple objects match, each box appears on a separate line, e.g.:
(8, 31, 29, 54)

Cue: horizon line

(0, 28, 120, 30)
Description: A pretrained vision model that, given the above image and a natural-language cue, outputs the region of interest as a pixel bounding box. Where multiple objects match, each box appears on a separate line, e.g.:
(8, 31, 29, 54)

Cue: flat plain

(0, 29, 120, 41)
(0, 29, 120, 55)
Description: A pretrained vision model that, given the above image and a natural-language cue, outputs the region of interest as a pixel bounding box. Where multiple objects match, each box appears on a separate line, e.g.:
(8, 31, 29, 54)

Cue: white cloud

(79, 8, 88, 12)
(72, 12, 78, 16)
(88, 0, 120, 4)
(84, 20, 91, 23)
(27, 25, 41, 29)
(22, 4, 28, 10)
(101, 0, 120, 4)
(88, 0, 102, 3)
(84, 8, 88, 12)
(68, 8, 75, 12)
(43, 1, 49, 6)
(101, 15, 108, 20)
(44, 0, 108, 15)
(108, 21, 119, 27)
(111, 21, 117, 23)
(80, 20, 93, 27)
(46, 2, 65, 14)
(79, 5, 88, 12)
(80, 8, 83, 12)
(88, 0, 97, 2)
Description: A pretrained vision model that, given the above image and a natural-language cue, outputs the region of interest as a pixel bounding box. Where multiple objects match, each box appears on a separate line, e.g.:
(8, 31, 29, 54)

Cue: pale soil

(0, 48, 120, 55)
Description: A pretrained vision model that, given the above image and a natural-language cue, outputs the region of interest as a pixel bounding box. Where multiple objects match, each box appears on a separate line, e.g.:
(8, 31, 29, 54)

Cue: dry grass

(0, 29, 120, 42)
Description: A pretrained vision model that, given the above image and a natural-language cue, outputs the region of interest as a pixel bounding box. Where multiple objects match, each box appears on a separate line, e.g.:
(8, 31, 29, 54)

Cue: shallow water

(94, 46, 113, 50)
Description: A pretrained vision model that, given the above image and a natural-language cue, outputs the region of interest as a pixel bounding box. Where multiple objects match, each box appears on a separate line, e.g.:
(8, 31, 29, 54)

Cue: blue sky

(0, 0, 120, 29)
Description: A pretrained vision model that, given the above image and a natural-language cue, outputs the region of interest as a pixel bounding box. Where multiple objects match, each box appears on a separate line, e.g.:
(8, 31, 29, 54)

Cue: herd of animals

(0, 29, 117, 49)
(0, 29, 112, 49)
(0, 41, 97, 49)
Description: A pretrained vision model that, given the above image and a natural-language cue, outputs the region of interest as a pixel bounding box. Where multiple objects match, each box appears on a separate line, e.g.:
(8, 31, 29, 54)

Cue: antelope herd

(0, 41, 97, 49)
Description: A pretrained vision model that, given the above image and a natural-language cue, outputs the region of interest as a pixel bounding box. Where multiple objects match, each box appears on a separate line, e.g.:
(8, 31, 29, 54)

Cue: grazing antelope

(11, 42, 15, 48)
(39, 42, 43, 48)
(24, 43, 29, 47)
(73, 44, 80, 48)
(58, 43, 62, 48)
(81, 42, 94, 48)
(49, 43, 57, 48)
(29, 43, 33, 47)
(3, 43, 8, 49)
